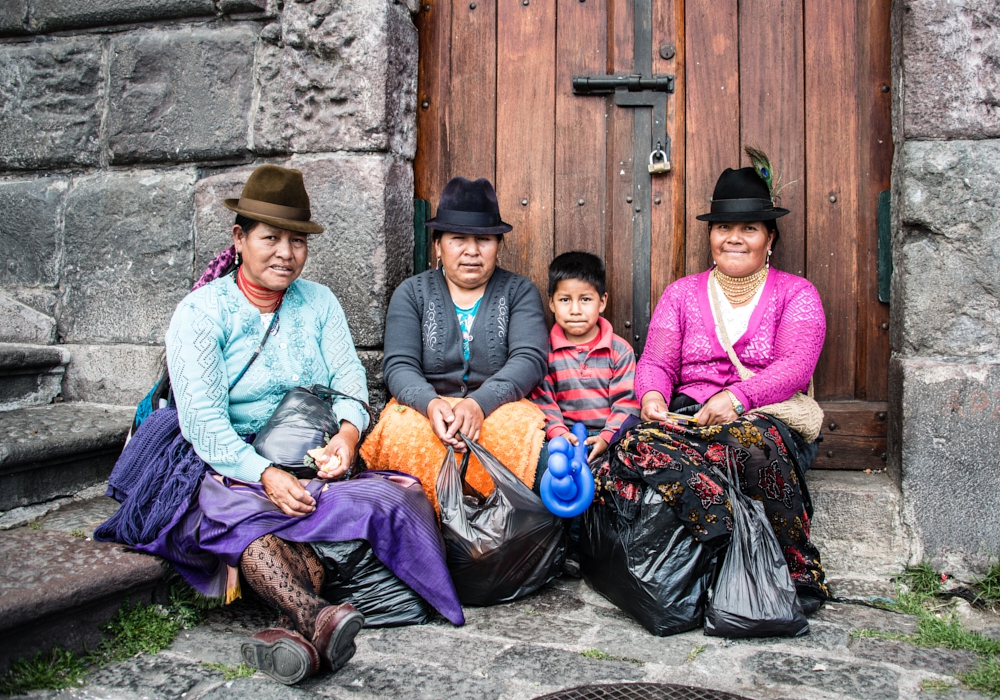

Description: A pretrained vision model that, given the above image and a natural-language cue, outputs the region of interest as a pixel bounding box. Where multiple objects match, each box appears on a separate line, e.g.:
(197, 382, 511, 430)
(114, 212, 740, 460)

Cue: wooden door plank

(414, 0, 452, 203)
(448, 0, 498, 183)
(819, 401, 889, 438)
(606, 0, 636, 345)
(805, 0, 859, 401)
(684, 0, 740, 275)
(496, 0, 556, 294)
(854, 0, 893, 402)
(738, 0, 806, 278)
(650, 0, 685, 305)
(812, 434, 887, 470)
(554, 0, 608, 258)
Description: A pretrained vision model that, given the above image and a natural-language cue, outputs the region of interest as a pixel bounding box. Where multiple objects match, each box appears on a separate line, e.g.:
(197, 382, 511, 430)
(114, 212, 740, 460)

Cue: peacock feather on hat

(744, 145, 796, 204)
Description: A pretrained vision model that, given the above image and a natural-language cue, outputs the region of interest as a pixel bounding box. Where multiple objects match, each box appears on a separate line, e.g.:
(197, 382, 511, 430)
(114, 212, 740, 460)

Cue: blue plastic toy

(539, 422, 595, 518)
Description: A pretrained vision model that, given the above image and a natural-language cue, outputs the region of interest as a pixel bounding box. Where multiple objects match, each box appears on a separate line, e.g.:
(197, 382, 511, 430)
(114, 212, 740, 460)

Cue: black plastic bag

(437, 435, 566, 606)
(252, 385, 343, 471)
(579, 485, 717, 636)
(704, 447, 808, 638)
(311, 539, 436, 628)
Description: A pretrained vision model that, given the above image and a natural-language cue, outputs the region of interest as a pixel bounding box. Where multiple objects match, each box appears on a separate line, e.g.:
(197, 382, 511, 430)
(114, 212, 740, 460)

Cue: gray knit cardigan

(382, 267, 549, 417)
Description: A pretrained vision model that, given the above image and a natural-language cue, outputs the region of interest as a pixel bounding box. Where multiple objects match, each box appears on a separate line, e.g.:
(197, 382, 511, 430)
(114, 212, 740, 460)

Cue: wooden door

(414, 0, 892, 470)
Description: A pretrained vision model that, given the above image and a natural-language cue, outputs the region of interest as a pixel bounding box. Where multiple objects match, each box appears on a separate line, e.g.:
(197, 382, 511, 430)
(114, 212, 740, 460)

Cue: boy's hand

(585, 435, 609, 462)
(563, 431, 578, 446)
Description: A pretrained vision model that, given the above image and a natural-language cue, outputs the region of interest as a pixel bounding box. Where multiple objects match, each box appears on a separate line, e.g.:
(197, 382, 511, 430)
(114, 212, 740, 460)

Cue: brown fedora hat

(224, 165, 324, 234)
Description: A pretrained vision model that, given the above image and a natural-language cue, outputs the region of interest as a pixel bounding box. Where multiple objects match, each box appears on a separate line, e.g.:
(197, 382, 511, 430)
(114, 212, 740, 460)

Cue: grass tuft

(202, 662, 256, 681)
(93, 601, 183, 664)
(26, 521, 42, 531)
(973, 553, 1000, 607)
(68, 529, 87, 539)
(959, 658, 1000, 697)
(920, 678, 956, 692)
(0, 648, 87, 696)
(897, 559, 945, 597)
(685, 643, 707, 663)
(579, 649, 642, 664)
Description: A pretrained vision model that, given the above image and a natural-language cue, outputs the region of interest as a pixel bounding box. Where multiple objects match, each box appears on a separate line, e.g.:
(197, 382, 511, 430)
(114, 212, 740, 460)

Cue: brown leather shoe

(311, 604, 365, 672)
(241, 628, 320, 685)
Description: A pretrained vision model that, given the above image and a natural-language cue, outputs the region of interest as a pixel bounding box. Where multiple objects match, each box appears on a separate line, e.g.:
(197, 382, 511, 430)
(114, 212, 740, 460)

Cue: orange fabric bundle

(360, 397, 546, 513)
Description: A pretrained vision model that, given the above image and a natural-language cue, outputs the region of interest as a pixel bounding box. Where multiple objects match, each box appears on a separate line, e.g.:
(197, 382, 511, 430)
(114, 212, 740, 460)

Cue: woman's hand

(693, 392, 739, 426)
(427, 397, 484, 452)
(640, 391, 670, 421)
(261, 466, 316, 516)
(314, 421, 360, 480)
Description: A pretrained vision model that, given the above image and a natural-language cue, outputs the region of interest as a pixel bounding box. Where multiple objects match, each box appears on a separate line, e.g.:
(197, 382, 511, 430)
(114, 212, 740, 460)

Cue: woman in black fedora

(362, 176, 549, 510)
(604, 150, 831, 615)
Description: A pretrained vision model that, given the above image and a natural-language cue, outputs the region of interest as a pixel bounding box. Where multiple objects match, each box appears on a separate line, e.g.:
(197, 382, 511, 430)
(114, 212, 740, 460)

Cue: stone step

(0, 342, 71, 411)
(0, 495, 168, 675)
(0, 402, 132, 513)
(807, 469, 913, 594)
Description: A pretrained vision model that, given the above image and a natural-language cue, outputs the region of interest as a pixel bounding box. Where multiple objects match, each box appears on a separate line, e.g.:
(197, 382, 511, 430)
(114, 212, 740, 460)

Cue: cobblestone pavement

(14, 574, 998, 700)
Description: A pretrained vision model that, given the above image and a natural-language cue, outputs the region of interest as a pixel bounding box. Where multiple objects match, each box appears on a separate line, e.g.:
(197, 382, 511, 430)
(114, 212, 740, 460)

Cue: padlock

(648, 149, 671, 174)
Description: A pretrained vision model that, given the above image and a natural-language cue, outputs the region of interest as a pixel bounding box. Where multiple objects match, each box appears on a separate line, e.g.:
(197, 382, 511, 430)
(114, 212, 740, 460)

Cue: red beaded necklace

(236, 264, 284, 312)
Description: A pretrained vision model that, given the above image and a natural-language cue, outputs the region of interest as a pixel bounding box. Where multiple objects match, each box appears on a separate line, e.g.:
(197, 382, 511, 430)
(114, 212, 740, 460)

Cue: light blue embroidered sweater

(165, 274, 369, 482)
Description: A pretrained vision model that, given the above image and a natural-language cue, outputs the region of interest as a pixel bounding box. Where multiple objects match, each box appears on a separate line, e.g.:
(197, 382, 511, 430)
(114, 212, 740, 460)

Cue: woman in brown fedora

(361, 176, 550, 512)
(97, 165, 464, 684)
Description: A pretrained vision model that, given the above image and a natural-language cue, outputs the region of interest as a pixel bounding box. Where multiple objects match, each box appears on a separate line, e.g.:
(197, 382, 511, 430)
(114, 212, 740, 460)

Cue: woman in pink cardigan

(609, 159, 829, 613)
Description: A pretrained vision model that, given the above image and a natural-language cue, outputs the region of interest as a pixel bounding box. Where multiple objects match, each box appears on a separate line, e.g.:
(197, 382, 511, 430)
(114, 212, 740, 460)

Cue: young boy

(530, 252, 640, 462)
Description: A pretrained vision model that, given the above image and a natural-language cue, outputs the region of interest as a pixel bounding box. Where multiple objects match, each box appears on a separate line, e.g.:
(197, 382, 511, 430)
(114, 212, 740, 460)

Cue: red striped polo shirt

(530, 317, 640, 443)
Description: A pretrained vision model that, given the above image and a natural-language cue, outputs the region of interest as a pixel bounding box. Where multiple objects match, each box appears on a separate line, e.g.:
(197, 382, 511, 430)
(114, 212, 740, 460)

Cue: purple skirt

(104, 409, 464, 625)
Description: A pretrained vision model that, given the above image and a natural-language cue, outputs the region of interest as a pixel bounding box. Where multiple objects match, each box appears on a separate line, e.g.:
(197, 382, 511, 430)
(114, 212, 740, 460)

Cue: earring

(235, 250, 242, 267)
(435, 256, 441, 270)
(766, 249, 772, 268)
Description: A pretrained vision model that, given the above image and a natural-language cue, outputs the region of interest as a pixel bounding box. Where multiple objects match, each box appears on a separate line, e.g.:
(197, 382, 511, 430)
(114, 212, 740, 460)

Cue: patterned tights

(240, 535, 326, 638)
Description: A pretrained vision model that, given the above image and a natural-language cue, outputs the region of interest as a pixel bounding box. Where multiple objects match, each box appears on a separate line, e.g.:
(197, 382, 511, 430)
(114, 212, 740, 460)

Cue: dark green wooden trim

(413, 198, 431, 275)
(877, 189, 891, 304)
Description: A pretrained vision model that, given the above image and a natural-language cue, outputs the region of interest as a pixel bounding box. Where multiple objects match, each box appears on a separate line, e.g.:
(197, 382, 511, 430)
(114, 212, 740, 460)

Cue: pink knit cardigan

(635, 268, 826, 411)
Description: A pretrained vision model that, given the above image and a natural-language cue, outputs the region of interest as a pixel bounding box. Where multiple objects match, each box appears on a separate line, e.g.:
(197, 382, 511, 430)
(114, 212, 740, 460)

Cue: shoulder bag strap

(707, 269, 755, 381)
(229, 294, 284, 391)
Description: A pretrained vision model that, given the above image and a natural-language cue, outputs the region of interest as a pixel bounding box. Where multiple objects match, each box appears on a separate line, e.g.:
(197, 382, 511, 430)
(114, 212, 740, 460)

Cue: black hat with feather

(696, 147, 791, 222)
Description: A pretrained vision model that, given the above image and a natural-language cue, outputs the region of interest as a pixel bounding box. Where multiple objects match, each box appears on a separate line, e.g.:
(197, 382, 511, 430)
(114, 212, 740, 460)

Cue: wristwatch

(724, 389, 745, 416)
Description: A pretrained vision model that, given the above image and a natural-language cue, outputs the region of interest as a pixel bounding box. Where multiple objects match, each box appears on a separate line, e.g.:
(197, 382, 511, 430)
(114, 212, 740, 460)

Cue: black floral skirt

(602, 415, 829, 599)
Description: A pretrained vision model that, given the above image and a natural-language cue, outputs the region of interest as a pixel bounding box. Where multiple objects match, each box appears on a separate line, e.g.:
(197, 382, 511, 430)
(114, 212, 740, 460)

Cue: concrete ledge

(0, 403, 132, 510)
(808, 470, 912, 580)
(0, 527, 166, 675)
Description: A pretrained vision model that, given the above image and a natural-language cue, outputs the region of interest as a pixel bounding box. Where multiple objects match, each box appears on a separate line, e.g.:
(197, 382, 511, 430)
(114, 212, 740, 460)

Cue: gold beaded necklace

(713, 265, 769, 305)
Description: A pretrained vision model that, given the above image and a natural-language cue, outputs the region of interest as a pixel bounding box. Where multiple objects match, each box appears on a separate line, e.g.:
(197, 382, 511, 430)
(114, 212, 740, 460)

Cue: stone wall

(890, 0, 1000, 572)
(0, 0, 419, 408)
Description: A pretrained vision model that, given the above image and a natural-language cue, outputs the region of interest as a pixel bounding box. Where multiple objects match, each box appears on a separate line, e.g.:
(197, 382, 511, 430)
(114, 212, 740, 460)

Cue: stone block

(893, 140, 1000, 358)
(0, 178, 67, 288)
(0, 40, 103, 170)
(60, 169, 196, 344)
(61, 344, 165, 406)
(892, 357, 1000, 572)
(807, 470, 911, 578)
(289, 154, 413, 348)
(0, 292, 56, 345)
(252, 0, 418, 157)
(27, 0, 214, 33)
(901, 0, 1000, 139)
(0, 342, 70, 411)
(193, 166, 260, 278)
(108, 26, 256, 164)
(0, 0, 27, 35)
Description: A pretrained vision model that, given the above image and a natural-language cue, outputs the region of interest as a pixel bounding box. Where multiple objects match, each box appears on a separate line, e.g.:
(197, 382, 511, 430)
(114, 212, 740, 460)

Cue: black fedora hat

(695, 167, 790, 222)
(424, 177, 513, 235)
